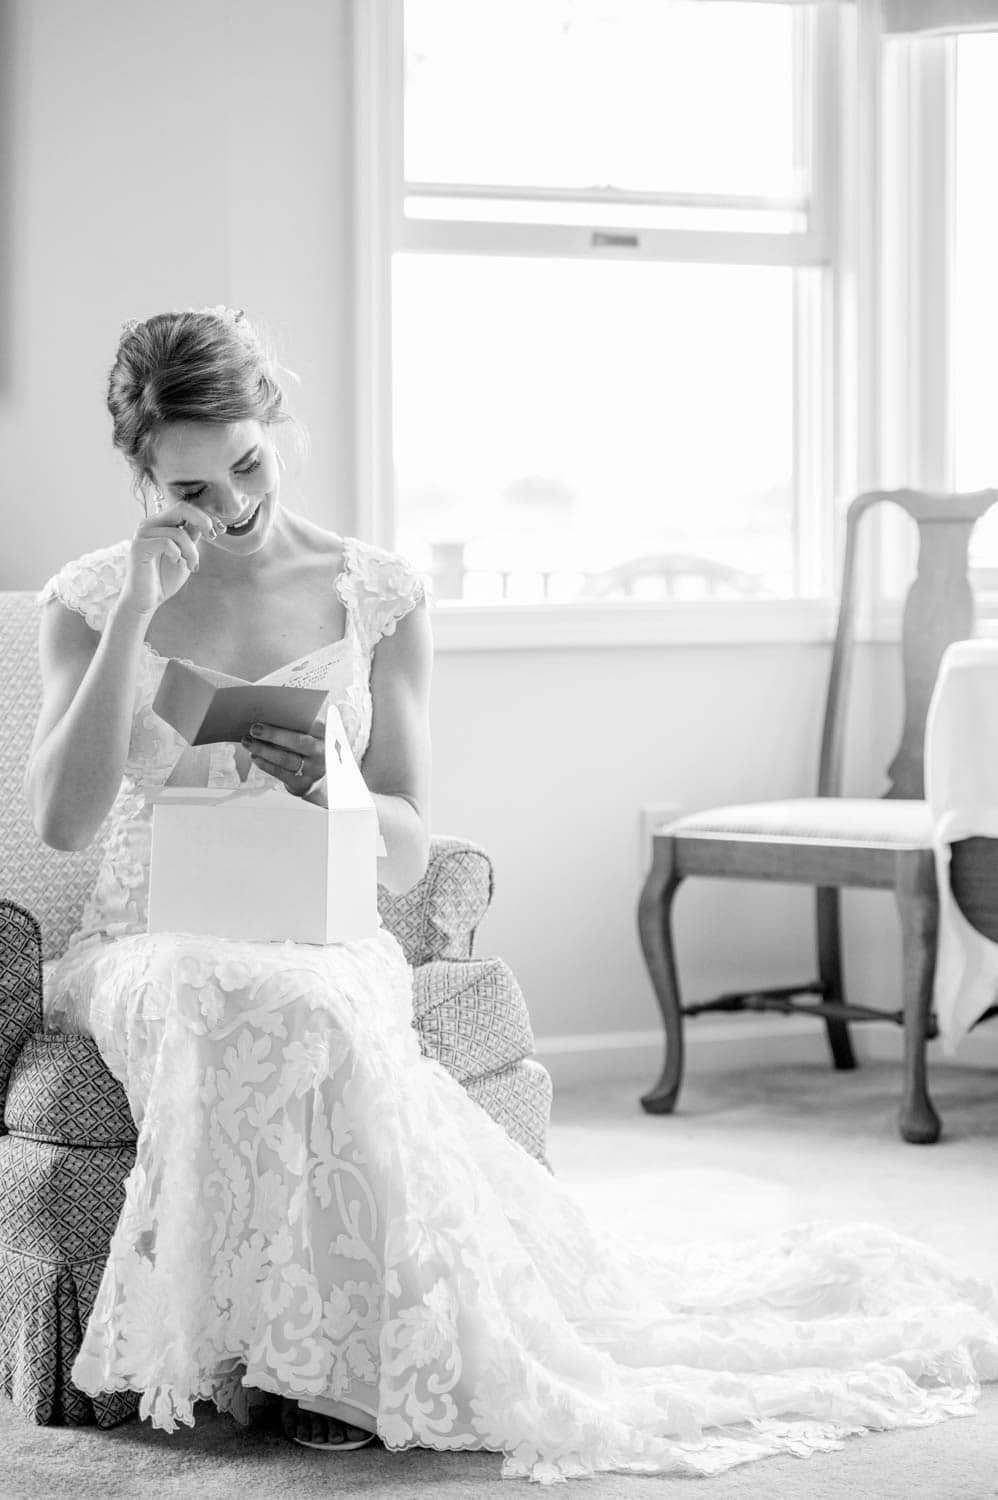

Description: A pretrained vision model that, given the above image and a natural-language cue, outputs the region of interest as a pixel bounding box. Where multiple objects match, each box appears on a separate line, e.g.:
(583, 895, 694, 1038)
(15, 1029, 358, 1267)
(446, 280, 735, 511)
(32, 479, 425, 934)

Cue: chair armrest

(0, 901, 44, 1133)
(411, 956, 536, 1084)
(378, 834, 494, 967)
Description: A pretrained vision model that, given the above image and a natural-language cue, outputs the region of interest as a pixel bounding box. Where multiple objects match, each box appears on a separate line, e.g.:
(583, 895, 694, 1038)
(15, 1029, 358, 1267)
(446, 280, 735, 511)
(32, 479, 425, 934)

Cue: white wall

(430, 634, 922, 1081)
(1, 0, 354, 589)
(4, 1, 988, 1091)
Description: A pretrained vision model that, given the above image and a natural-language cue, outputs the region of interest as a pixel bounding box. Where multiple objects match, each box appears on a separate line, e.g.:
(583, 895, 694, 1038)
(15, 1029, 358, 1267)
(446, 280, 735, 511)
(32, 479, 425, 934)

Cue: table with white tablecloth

(925, 637, 998, 1053)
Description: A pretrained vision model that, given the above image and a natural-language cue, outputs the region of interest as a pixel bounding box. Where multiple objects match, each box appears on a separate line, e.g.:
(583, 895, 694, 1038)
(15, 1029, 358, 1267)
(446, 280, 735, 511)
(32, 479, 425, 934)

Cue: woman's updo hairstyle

(107, 305, 309, 505)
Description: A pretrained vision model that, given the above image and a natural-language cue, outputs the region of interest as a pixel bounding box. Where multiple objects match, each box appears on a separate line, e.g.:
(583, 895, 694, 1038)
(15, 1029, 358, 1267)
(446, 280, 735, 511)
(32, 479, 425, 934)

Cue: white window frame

(875, 29, 957, 600)
(351, 0, 953, 650)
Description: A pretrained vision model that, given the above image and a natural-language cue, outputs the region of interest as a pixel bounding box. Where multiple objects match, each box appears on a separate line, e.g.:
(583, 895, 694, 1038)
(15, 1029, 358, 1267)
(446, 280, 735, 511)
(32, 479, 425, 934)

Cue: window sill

(428, 598, 838, 651)
(426, 597, 919, 651)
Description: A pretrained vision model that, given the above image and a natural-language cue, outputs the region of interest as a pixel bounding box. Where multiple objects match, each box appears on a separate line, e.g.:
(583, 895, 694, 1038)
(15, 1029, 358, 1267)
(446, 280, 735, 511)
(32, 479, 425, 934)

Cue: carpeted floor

(1, 1058, 996, 1500)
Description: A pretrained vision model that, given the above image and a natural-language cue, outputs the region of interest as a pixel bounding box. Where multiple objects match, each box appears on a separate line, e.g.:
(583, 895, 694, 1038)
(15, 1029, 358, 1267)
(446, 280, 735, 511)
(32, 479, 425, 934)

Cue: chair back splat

(817, 489, 998, 802)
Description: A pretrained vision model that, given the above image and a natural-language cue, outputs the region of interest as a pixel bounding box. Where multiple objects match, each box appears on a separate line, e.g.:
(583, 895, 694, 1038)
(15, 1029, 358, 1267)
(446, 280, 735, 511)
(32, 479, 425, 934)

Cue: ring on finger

(294, 754, 306, 777)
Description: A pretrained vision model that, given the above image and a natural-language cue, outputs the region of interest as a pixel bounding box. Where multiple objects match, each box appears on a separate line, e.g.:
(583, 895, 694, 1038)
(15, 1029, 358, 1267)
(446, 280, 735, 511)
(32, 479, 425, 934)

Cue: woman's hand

(242, 718, 327, 796)
(119, 500, 221, 618)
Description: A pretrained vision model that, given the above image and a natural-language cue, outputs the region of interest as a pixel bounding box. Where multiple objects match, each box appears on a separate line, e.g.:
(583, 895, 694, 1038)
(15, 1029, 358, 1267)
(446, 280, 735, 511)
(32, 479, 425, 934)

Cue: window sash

(352, 0, 864, 630)
(882, 0, 998, 35)
(395, 1, 835, 270)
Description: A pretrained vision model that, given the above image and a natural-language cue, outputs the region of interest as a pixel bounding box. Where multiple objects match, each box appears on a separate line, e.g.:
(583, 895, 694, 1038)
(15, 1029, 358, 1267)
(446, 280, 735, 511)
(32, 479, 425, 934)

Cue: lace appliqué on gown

(36, 539, 998, 1484)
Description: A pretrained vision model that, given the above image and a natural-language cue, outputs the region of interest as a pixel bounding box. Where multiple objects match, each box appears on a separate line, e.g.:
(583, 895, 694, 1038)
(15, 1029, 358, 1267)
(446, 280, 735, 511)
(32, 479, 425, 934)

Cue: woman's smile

(202, 488, 275, 547)
(218, 499, 263, 536)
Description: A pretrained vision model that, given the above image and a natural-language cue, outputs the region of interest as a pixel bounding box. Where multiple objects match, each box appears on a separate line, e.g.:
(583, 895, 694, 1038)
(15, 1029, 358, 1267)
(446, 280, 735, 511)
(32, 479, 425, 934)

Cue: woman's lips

(217, 500, 263, 536)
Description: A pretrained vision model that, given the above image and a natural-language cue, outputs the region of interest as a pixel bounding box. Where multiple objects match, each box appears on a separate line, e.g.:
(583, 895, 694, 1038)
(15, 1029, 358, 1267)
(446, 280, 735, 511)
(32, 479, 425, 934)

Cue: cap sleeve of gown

(36, 541, 130, 636)
(339, 537, 433, 654)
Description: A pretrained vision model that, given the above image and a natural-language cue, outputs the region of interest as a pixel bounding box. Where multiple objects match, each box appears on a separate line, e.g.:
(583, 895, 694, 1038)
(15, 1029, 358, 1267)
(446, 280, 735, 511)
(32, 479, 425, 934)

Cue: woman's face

(148, 420, 281, 555)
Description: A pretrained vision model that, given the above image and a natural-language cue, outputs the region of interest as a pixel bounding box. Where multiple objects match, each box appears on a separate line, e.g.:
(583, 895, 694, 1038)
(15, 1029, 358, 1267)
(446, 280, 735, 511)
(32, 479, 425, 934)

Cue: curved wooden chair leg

(895, 857, 941, 1145)
(637, 837, 685, 1115)
(816, 885, 856, 1070)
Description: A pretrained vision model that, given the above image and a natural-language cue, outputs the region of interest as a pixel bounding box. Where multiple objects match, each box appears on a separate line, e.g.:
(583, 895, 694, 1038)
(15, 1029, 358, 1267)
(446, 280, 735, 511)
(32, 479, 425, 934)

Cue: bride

(26, 306, 998, 1483)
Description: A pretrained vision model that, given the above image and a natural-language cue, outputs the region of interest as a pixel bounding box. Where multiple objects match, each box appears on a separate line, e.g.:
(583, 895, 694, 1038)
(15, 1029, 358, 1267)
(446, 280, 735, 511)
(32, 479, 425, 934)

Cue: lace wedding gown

(39, 537, 998, 1485)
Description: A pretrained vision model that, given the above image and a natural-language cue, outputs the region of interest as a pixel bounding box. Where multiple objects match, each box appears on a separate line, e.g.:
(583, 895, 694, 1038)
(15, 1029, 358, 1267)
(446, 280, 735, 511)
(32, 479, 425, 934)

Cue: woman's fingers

(245, 746, 312, 790)
(135, 528, 198, 574)
(138, 508, 205, 539)
(165, 529, 200, 573)
(246, 748, 300, 781)
(141, 500, 220, 543)
(242, 724, 325, 780)
(137, 500, 222, 575)
(243, 724, 318, 757)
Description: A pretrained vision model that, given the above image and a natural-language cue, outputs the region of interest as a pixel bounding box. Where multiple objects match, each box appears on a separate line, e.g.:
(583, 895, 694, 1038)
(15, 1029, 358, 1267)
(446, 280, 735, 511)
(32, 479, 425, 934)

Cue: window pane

(393, 255, 797, 601)
(954, 34, 998, 573)
(404, 0, 803, 202)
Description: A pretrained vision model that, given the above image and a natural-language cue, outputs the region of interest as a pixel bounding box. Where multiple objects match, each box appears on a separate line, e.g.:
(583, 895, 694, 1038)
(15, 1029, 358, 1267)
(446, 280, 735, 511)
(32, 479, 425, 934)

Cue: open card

(152, 659, 328, 746)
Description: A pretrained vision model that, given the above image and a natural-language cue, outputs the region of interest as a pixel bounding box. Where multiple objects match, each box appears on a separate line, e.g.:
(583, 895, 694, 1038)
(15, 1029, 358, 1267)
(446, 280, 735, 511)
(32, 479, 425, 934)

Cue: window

(360, 0, 841, 609)
(954, 32, 998, 575)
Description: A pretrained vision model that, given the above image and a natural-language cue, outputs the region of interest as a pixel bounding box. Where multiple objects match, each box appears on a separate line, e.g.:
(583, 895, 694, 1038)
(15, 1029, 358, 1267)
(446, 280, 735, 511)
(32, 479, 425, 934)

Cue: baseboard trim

(534, 1014, 998, 1091)
(857, 1024, 998, 1070)
(534, 1015, 824, 1091)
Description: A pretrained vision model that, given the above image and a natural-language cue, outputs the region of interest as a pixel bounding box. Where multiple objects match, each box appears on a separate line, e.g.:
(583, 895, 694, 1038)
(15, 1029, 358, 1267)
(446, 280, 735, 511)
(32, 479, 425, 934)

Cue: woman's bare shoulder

(284, 511, 344, 560)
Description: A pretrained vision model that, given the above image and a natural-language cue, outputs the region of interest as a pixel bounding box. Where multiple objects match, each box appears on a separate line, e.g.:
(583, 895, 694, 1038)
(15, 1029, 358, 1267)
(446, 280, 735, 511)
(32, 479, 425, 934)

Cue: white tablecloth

(925, 638, 998, 1053)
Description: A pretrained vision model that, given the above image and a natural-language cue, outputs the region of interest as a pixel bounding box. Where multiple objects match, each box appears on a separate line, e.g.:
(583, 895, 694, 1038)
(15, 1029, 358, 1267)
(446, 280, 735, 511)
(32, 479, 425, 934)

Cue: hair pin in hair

(195, 304, 246, 326)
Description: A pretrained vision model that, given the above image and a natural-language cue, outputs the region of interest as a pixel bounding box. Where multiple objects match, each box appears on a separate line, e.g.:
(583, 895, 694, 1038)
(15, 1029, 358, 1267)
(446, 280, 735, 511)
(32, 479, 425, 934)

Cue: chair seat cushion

(668, 797, 934, 848)
(0, 1136, 134, 1264)
(4, 1034, 137, 1147)
(0, 903, 43, 1122)
(465, 1057, 553, 1170)
(412, 957, 536, 1084)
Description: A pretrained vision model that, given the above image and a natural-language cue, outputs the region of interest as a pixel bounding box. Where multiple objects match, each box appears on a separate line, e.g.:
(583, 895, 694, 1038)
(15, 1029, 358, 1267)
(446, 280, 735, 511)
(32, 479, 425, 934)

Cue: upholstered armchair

(0, 589, 553, 1426)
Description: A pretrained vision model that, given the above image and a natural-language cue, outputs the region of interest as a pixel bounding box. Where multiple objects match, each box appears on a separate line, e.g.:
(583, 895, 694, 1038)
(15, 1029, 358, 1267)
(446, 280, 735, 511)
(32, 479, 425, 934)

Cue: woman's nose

(202, 484, 246, 522)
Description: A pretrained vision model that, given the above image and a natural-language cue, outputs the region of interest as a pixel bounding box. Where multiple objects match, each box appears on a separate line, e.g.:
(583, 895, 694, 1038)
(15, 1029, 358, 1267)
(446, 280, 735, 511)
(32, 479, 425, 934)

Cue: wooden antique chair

(637, 488, 998, 1145)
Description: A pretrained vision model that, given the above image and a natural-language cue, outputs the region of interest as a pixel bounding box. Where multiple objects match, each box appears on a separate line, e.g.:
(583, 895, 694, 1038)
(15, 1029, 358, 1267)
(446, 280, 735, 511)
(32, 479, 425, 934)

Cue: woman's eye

(175, 457, 259, 501)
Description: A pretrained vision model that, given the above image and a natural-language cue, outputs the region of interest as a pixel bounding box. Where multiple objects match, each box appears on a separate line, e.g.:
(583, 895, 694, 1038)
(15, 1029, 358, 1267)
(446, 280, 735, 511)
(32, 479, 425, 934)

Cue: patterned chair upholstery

(0, 589, 553, 1426)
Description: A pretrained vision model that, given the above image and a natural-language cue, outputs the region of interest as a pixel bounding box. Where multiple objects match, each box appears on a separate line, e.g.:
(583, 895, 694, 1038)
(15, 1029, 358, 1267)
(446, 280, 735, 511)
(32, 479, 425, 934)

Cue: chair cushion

(379, 835, 493, 965)
(668, 797, 934, 848)
(0, 1135, 134, 1264)
(413, 957, 536, 1084)
(0, 1135, 138, 1427)
(0, 902, 43, 1127)
(4, 1035, 137, 1147)
(465, 1058, 553, 1169)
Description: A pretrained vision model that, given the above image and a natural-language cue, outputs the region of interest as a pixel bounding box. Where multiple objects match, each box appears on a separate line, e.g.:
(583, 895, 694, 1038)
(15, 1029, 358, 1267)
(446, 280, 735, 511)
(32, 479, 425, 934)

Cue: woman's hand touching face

(120, 499, 224, 619)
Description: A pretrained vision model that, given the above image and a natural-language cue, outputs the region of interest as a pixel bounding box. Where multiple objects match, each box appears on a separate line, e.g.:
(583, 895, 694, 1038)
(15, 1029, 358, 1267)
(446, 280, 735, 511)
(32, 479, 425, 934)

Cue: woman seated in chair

(24, 306, 998, 1481)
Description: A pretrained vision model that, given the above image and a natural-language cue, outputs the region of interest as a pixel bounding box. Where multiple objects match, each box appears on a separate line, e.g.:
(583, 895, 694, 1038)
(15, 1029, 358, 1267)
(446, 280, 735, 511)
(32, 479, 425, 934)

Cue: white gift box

(147, 706, 385, 944)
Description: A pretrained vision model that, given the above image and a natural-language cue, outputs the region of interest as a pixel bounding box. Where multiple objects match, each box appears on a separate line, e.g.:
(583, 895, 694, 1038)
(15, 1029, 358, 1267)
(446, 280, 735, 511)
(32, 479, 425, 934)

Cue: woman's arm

(25, 505, 215, 850)
(24, 597, 154, 850)
(357, 595, 434, 895)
